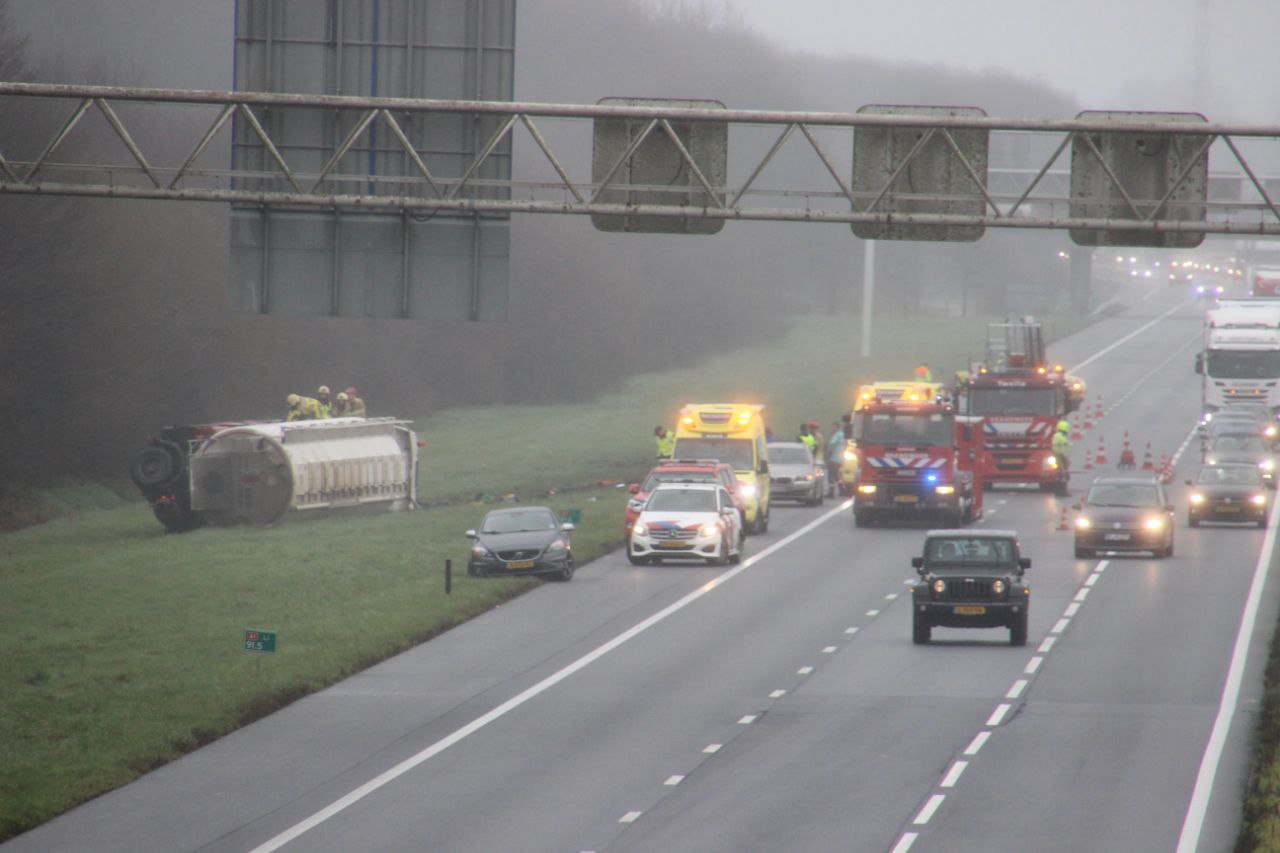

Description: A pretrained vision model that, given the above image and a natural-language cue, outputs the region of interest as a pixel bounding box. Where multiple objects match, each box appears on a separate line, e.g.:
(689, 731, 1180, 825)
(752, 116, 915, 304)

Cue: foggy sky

(730, 0, 1280, 123)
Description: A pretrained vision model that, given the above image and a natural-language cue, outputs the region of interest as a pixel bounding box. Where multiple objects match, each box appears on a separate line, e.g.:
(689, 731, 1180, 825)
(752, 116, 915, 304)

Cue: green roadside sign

(243, 629, 277, 653)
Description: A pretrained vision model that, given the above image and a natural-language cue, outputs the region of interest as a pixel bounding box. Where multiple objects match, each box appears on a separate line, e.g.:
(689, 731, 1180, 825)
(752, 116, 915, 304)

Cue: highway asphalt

(8, 282, 1277, 852)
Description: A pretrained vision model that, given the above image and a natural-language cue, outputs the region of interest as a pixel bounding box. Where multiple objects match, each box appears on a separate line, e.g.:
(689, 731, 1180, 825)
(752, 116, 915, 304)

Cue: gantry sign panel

(591, 98, 727, 234)
(2, 83, 1279, 250)
(851, 105, 990, 242)
(1069, 111, 1209, 249)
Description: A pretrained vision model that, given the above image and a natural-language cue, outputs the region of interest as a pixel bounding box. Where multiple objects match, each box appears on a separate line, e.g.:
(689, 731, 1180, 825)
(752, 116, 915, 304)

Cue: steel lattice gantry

(3, 82, 1280, 244)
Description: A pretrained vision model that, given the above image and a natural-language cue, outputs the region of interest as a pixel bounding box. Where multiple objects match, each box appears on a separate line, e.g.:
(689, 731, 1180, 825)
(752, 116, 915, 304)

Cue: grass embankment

(0, 312, 1085, 840)
(1237, 616, 1280, 851)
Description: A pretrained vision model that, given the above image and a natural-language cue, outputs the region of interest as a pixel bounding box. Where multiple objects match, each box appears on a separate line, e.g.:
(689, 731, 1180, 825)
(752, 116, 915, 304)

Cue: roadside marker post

(244, 628, 277, 675)
(445, 559, 452, 596)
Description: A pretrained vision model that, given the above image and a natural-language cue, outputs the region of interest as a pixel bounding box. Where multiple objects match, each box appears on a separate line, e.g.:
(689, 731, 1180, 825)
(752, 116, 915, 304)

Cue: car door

(719, 487, 741, 540)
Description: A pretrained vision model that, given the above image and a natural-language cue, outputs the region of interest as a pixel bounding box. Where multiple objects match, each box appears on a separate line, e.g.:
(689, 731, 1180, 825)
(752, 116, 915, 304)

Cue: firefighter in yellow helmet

(316, 385, 333, 417)
(285, 393, 324, 421)
(331, 391, 351, 417)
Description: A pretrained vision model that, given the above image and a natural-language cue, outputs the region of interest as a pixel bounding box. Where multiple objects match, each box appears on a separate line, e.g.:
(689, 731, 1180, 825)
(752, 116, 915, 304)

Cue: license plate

(1104, 533, 1130, 541)
(1217, 505, 1240, 513)
(954, 605, 986, 615)
(655, 541, 688, 549)
(507, 560, 535, 569)
(894, 495, 919, 504)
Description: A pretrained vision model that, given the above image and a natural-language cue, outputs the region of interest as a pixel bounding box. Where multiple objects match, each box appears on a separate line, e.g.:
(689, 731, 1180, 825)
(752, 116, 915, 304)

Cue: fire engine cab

(851, 393, 984, 528)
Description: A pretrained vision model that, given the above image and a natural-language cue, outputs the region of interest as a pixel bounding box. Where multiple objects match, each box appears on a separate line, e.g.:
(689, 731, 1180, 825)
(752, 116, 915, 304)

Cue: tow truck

(960, 321, 1071, 495)
(851, 391, 985, 527)
(671, 403, 771, 533)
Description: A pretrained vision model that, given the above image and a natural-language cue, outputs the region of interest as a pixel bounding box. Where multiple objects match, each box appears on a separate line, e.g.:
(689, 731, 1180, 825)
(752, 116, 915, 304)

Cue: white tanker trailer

(131, 417, 419, 530)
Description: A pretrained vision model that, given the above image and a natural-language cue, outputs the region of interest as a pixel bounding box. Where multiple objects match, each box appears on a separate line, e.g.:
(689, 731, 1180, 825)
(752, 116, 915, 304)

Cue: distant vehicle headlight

(632, 522, 648, 537)
(858, 484, 877, 494)
(739, 484, 757, 498)
(699, 522, 721, 537)
(932, 578, 947, 594)
(992, 579, 1006, 595)
(801, 473, 814, 481)
(1189, 493, 1205, 505)
(1144, 516, 1165, 530)
(1267, 426, 1277, 437)
(1253, 494, 1267, 506)
(1206, 456, 1217, 465)
(1261, 458, 1275, 471)
(935, 485, 955, 495)
(1076, 516, 1092, 528)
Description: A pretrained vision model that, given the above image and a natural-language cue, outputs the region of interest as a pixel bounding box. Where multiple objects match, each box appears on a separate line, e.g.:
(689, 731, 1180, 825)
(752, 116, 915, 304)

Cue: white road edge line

(1066, 301, 1185, 373)
(1176, 494, 1280, 852)
(913, 794, 946, 825)
(247, 502, 855, 853)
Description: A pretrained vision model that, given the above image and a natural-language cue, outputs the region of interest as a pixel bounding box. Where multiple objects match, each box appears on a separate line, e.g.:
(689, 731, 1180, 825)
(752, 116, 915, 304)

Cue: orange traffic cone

(1095, 436, 1109, 466)
(1118, 432, 1136, 469)
(1071, 417, 1083, 441)
(1159, 454, 1174, 484)
(1094, 398, 1105, 421)
(1141, 443, 1155, 471)
(1084, 448, 1094, 470)
(1057, 505, 1071, 530)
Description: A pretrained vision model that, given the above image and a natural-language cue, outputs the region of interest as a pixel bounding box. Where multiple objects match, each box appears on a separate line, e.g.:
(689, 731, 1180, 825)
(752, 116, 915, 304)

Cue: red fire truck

(960, 321, 1071, 495)
(851, 394, 985, 528)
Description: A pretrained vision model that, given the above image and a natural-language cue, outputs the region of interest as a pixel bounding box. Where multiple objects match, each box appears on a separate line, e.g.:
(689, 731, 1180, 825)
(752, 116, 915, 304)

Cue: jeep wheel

(1188, 514, 1199, 528)
(913, 614, 932, 645)
(1074, 544, 1093, 559)
(1010, 613, 1028, 646)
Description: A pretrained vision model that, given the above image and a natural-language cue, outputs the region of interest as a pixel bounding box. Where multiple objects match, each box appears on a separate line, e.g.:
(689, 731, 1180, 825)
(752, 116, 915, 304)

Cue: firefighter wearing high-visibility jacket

(1051, 419, 1071, 473)
(285, 393, 325, 421)
(654, 425, 675, 459)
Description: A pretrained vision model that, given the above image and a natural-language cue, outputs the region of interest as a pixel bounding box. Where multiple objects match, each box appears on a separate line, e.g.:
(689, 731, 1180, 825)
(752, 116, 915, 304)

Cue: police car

(628, 482, 745, 566)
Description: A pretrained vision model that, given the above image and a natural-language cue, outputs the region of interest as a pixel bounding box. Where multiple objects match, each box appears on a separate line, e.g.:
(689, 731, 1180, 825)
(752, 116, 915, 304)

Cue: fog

(0, 0, 1116, 490)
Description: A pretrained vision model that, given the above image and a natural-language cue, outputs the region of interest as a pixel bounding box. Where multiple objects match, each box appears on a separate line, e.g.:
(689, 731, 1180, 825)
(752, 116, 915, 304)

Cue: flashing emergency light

(924, 472, 939, 484)
(681, 415, 695, 426)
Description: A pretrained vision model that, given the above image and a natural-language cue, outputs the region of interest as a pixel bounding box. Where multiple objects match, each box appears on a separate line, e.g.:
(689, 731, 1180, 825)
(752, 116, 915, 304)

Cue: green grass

(1236, 613, 1280, 851)
(0, 310, 1088, 840)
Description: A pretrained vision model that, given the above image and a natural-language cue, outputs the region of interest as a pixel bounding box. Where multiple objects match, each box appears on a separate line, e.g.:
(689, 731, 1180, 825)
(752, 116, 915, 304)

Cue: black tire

(816, 488, 825, 506)
(627, 551, 647, 566)
(728, 542, 742, 565)
(709, 540, 729, 567)
(759, 508, 769, 533)
(1164, 537, 1174, 558)
(130, 442, 183, 490)
(854, 509, 868, 528)
(1053, 479, 1069, 498)
(1010, 613, 1028, 647)
(551, 560, 575, 582)
(1074, 544, 1093, 559)
(1188, 514, 1200, 528)
(1261, 516, 1270, 529)
(913, 614, 932, 645)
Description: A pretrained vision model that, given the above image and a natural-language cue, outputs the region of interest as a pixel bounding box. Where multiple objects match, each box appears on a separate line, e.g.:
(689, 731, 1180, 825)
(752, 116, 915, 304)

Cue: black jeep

(910, 529, 1031, 646)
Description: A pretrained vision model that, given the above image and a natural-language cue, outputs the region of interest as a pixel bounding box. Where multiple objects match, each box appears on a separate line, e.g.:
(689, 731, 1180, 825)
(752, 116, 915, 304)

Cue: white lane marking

(964, 731, 991, 756)
(248, 500, 858, 853)
(738, 715, 757, 725)
(940, 760, 969, 788)
(619, 811, 642, 824)
(1024, 656, 1043, 675)
(1096, 560, 1109, 573)
(797, 666, 814, 675)
(1096, 330, 1201, 417)
(890, 834, 918, 853)
(1052, 618, 1070, 634)
(664, 775, 684, 786)
(1038, 636, 1057, 653)
(1177, 493, 1280, 851)
(822, 646, 837, 654)
(1084, 573, 1100, 587)
(1074, 587, 1090, 602)
(885, 593, 899, 601)
(769, 689, 786, 699)
(866, 609, 881, 617)
(1064, 602, 1081, 617)
(703, 743, 722, 754)
(1006, 680, 1028, 700)
(845, 626, 859, 634)
(903, 578, 916, 585)
(987, 704, 1012, 726)
(913, 794, 946, 825)
(1067, 301, 1185, 373)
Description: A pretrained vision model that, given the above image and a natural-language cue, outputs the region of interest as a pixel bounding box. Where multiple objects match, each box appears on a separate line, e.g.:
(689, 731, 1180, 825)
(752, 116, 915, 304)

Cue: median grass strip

(1236, 613, 1280, 852)
(0, 310, 1088, 840)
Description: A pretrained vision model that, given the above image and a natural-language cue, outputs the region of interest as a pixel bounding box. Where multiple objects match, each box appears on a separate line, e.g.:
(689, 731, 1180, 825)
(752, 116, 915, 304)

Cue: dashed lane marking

(822, 646, 837, 654)
(1024, 656, 1043, 675)
(987, 704, 1012, 726)
(964, 732, 991, 756)
(1084, 573, 1100, 586)
(797, 666, 814, 675)
(940, 761, 969, 788)
(619, 811, 642, 824)
(1074, 587, 1090, 602)
(890, 833, 918, 853)
(664, 775, 683, 786)
(702, 743, 722, 754)
(866, 609, 880, 617)
(913, 794, 946, 825)
(1039, 636, 1057, 653)
(769, 689, 786, 699)
(738, 715, 756, 725)
(1064, 602, 1081, 617)
(1006, 680, 1028, 700)
(1052, 618, 1071, 634)
(845, 626, 859, 634)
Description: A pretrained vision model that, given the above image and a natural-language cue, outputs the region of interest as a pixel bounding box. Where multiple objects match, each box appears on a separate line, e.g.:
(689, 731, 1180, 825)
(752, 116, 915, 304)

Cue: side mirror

(1018, 557, 1032, 570)
(561, 522, 575, 532)
(758, 460, 769, 475)
(911, 556, 924, 570)
(961, 425, 973, 442)
(1194, 353, 1204, 375)
(628, 483, 640, 494)
(465, 529, 477, 539)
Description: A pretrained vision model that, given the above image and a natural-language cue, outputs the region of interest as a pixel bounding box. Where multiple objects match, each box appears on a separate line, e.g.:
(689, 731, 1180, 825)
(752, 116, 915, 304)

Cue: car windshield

(1198, 466, 1263, 485)
(769, 446, 813, 465)
(1086, 483, 1161, 507)
(1212, 435, 1266, 453)
(646, 488, 718, 512)
(482, 509, 559, 534)
(642, 471, 714, 491)
(672, 437, 754, 470)
(1205, 350, 1280, 379)
(969, 387, 1060, 416)
(858, 412, 954, 445)
(926, 537, 1013, 564)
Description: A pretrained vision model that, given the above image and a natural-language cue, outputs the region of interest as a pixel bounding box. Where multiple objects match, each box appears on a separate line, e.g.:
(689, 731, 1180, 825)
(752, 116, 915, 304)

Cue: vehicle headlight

(1190, 493, 1205, 505)
(1144, 516, 1165, 530)
(1267, 426, 1278, 438)
(1076, 516, 1091, 528)
(1253, 494, 1268, 505)
(992, 579, 1006, 595)
(1261, 458, 1275, 471)
(801, 473, 814, 481)
(545, 539, 570, 556)
(739, 484, 757, 498)
(1044, 455, 1059, 469)
(471, 544, 491, 557)
(932, 578, 947, 594)
(858, 484, 877, 494)
(1206, 456, 1217, 465)
(843, 449, 856, 462)
(632, 522, 648, 537)
(699, 522, 721, 537)
(935, 484, 955, 495)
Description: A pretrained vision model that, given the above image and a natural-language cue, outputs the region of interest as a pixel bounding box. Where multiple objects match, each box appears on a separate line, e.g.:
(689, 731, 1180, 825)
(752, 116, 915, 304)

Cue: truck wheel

(1188, 514, 1200, 528)
(1074, 544, 1093, 559)
(913, 614, 932, 644)
(1053, 479, 1069, 497)
(131, 442, 183, 490)
(854, 509, 868, 528)
(1010, 613, 1028, 646)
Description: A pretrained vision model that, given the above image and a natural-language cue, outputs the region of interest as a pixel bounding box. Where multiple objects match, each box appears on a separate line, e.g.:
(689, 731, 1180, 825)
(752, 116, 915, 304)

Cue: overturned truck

(130, 417, 420, 532)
